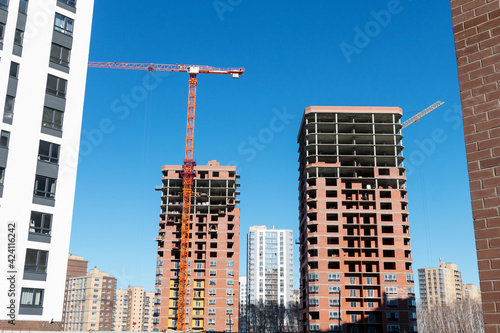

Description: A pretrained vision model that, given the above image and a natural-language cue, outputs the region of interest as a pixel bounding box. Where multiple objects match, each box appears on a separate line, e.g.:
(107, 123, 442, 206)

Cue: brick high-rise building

(62, 254, 88, 328)
(154, 160, 240, 332)
(449, 1, 500, 331)
(0, 0, 94, 330)
(297, 106, 417, 333)
(62, 268, 116, 331)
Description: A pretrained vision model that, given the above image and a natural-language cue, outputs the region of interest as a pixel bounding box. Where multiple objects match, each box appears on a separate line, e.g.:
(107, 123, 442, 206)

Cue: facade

(297, 106, 417, 333)
(239, 276, 247, 333)
(112, 287, 155, 332)
(293, 289, 300, 305)
(449, 1, 500, 330)
(246, 226, 294, 305)
(154, 160, 240, 332)
(62, 268, 116, 331)
(62, 254, 88, 327)
(0, 0, 94, 330)
(418, 260, 481, 309)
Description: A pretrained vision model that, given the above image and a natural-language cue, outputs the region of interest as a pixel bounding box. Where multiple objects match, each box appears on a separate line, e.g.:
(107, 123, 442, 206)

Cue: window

(310, 324, 320, 332)
(38, 141, 60, 163)
(59, 0, 76, 7)
(29, 212, 52, 235)
(330, 324, 342, 332)
(226, 299, 233, 305)
(227, 270, 234, 277)
(227, 280, 234, 286)
(24, 249, 48, 272)
(367, 302, 375, 307)
(329, 286, 340, 294)
(387, 299, 398, 307)
(329, 298, 339, 306)
(208, 289, 215, 295)
(309, 298, 319, 306)
(329, 311, 340, 319)
(227, 261, 234, 267)
(226, 309, 233, 315)
(367, 289, 374, 297)
(351, 314, 358, 323)
(385, 287, 397, 295)
(208, 299, 215, 305)
(0, 167, 4, 184)
(349, 289, 357, 297)
(20, 288, 43, 306)
(210, 260, 216, 267)
(9, 62, 19, 78)
(54, 13, 74, 36)
(349, 277, 356, 285)
(328, 273, 340, 281)
(209, 279, 216, 286)
(50, 43, 71, 67)
(407, 286, 415, 295)
(19, 0, 27, 13)
(14, 29, 23, 46)
(226, 289, 233, 296)
(0, 130, 9, 147)
(366, 277, 373, 285)
(309, 285, 319, 294)
(209, 270, 216, 276)
(226, 319, 233, 325)
(34, 175, 56, 198)
(384, 274, 397, 282)
(388, 325, 400, 332)
(308, 273, 318, 281)
(0, 0, 7, 11)
(4, 95, 14, 117)
(208, 308, 215, 315)
(208, 318, 215, 325)
(42, 107, 64, 131)
(46, 74, 67, 97)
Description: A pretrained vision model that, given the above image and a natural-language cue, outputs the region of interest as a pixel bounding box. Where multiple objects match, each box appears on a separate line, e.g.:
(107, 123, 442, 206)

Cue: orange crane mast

(88, 62, 244, 331)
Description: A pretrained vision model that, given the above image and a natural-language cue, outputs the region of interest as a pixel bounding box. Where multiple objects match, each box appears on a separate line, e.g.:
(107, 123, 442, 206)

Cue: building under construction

(154, 160, 240, 332)
(297, 106, 417, 333)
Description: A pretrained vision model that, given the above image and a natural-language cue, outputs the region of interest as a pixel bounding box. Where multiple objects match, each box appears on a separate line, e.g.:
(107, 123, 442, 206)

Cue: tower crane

(401, 101, 444, 129)
(88, 62, 245, 331)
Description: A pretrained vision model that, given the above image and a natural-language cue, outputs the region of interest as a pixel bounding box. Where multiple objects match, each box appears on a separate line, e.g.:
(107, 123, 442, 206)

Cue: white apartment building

(246, 226, 294, 305)
(0, 0, 94, 328)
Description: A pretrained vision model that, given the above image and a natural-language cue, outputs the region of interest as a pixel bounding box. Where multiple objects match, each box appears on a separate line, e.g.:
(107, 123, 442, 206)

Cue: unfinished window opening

(405, 250, 411, 258)
(382, 238, 394, 246)
(363, 228, 371, 236)
(308, 225, 317, 233)
(380, 191, 391, 198)
(210, 242, 217, 249)
(308, 237, 318, 245)
(210, 252, 217, 258)
(327, 214, 338, 221)
(399, 168, 405, 176)
(327, 237, 339, 245)
(406, 262, 412, 270)
(212, 172, 219, 177)
(328, 262, 340, 270)
(327, 225, 338, 233)
(345, 182, 352, 189)
(364, 240, 371, 248)
(309, 312, 320, 320)
(401, 202, 407, 210)
(308, 201, 317, 209)
(347, 250, 356, 257)
(347, 228, 355, 236)
(381, 226, 393, 234)
(381, 214, 393, 222)
(228, 224, 234, 231)
(227, 252, 234, 258)
(363, 216, 371, 224)
(326, 202, 338, 209)
(196, 253, 203, 260)
(326, 178, 337, 186)
(307, 179, 316, 186)
(400, 191, 406, 199)
(308, 190, 317, 199)
(383, 250, 395, 258)
(308, 213, 317, 222)
(229, 171, 235, 177)
(403, 226, 409, 234)
(379, 169, 390, 176)
(328, 249, 339, 257)
(210, 233, 217, 240)
(228, 243, 234, 249)
(309, 262, 318, 269)
(365, 264, 373, 273)
(228, 233, 234, 240)
(199, 171, 208, 179)
(228, 215, 234, 222)
(308, 249, 318, 257)
(326, 190, 337, 198)
(404, 238, 410, 246)
(381, 203, 392, 210)
(211, 216, 218, 222)
(384, 262, 396, 270)
(347, 240, 355, 248)
(348, 264, 356, 272)
(346, 216, 354, 224)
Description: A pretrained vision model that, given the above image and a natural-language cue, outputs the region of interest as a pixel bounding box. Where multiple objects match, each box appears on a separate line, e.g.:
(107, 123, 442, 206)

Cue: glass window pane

(25, 249, 37, 266)
(38, 141, 50, 161)
(54, 111, 63, 129)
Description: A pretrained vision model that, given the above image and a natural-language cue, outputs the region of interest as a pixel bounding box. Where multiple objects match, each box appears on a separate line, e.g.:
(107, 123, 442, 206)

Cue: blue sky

(70, 0, 479, 293)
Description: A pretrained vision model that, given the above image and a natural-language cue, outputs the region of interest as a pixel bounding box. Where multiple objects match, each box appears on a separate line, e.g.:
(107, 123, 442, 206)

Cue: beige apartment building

(62, 268, 116, 331)
(418, 260, 480, 309)
(112, 287, 155, 331)
(113, 289, 129, 331)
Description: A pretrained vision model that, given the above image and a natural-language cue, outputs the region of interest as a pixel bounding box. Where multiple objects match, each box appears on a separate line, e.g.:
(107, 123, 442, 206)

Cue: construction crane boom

(88, 61, 244, 331)
(401, 101, 444, 129)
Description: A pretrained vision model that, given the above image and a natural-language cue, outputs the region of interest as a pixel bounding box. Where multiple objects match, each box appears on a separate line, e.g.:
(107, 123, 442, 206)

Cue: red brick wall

(0, 320, 63, 331)
(450, 1, 500, 332)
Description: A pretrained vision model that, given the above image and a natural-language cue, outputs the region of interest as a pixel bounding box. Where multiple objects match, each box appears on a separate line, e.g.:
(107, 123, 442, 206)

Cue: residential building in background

(62, 254, 88, 327)
(112, 286, 154, 332)
(297, 106, 417, 333)
(154, 160, 240, 332)
(247, 226, 294, 305)
(418, 260, 481, 309)
(293, 290, 300, 305)
(239, 276, 247, 333)
(0, 0, 94, 330)
(449, 1, 500, 330)
(62, 268, 116, 331)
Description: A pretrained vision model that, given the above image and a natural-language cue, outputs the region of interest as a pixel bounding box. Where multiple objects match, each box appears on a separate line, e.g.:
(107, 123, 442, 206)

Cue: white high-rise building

(0, 0, 94, 329)
(246, 226, 294, 305)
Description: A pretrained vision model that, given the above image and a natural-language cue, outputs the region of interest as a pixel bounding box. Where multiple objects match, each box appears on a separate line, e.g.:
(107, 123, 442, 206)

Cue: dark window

(54, 13, 73, 36)
(14, 29, 23, 46)
(34, 175, 56, 198)
(29, 212, 52, 235)
(0, 130, 9, 147)
(4, 95, 14, 118)
(19, 0, 27, 14)
(59, 0, 76, 7)
(9, 62, 19, 78)
(42, 107, 63, 130)
(20, 288, 44, 306)
(24, 249, 48, 272)
(0, 23, 4, 42)
(46, 75, 67, 98)
(50, 43, 70, 67)
(38, 141, 60, 163)
(0, 167, 4, 184)
(0, 0, 8, 11)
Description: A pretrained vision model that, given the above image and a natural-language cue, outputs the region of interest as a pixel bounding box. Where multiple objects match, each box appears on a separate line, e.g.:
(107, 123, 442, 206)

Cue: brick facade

(450, 1, 500, 332)
(0, 320, 63, 331)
